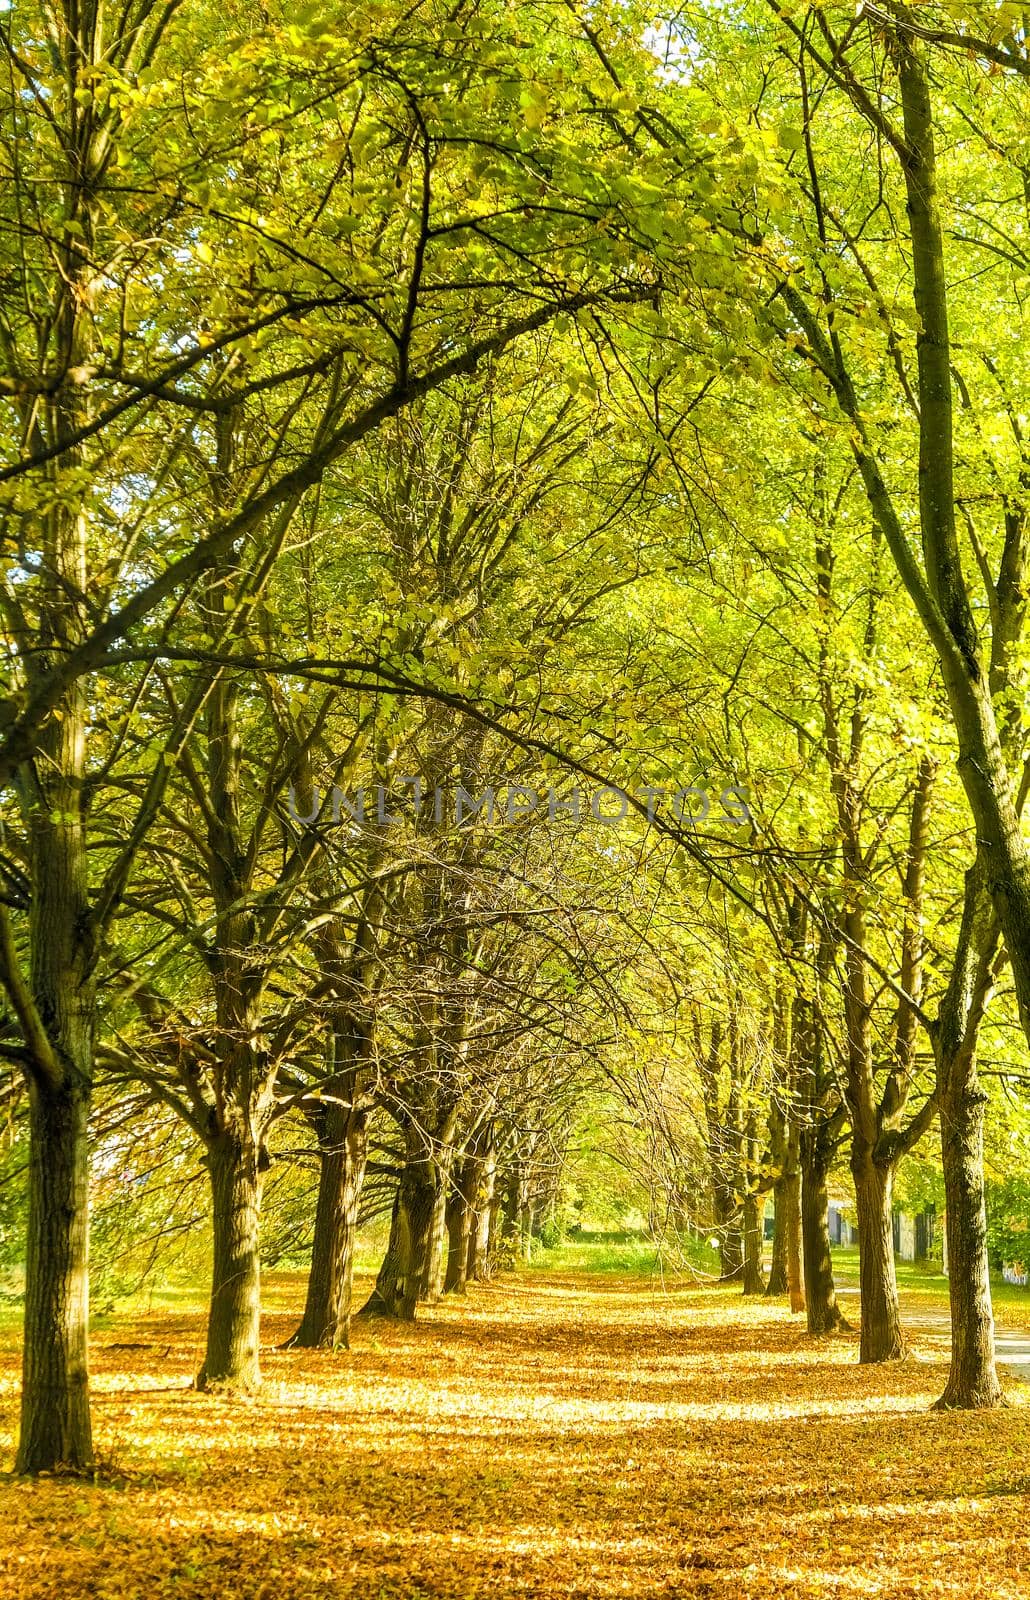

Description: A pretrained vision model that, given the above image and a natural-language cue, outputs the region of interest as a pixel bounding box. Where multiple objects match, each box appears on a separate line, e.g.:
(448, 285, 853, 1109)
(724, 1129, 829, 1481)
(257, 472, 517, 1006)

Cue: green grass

(831, 1243, 1030, 1327)
(832, 1245, 949, 1296)
(525, 1228, 720, 1277)
(524, 1230, 659, 1274)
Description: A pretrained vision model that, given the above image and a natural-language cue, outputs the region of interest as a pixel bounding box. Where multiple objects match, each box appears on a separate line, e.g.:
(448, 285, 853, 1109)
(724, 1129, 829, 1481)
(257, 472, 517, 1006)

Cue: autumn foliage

(3, 1262, 1030, 1599)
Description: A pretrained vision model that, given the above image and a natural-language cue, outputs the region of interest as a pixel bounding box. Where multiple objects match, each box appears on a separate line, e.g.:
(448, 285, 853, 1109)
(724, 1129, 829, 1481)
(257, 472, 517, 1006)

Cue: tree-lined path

(7, 5, 1030, 1594)
(4, 1251, 1030, 1599)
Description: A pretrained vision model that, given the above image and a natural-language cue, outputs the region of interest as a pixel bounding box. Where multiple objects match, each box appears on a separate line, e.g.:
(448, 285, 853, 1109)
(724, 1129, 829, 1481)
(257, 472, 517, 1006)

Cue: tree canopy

(5, 0, 1030, 1503)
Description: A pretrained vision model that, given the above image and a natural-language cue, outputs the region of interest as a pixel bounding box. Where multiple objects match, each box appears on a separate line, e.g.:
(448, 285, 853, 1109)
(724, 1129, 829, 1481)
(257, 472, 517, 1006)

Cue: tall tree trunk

(469, 1141, 497, 1282)
(852, 1146, 906, 1363)
(742, 1185, 765, 1295)
(931, 861, 1004, 1408)
(715, 1181, 743, 1281)
(801, 1132, 846, 1335)
(501, 1167, 519, 1248)
(485, 1163, 503, 1275)
(765, 1177, 789, 1297)
(890, 33, 1030, 1060)
(504, 1162, 536, 1262)
(16, 1078, 93, 1474)
(288, 1103, 368, 1349)
(822, 29, 1030, 1074)
(358, 1186, 409, 1318)
(13, 693, 95, 1474)
(197, 1131, 265, 1391)
(11, 675, 97, 1475)
(518, 1198, 534, 1263)
(358, 1130, 439, 1322)
(400, 1160, 438, 1318)
(784, 1142, 806, 1315)
(422, 1144, 453, 1302)
(935, 1072, 1002, 1407)
(445, 1152, 480, 1294)
(6, 0, 104, 1478)
(765, 1090, 789, 1297)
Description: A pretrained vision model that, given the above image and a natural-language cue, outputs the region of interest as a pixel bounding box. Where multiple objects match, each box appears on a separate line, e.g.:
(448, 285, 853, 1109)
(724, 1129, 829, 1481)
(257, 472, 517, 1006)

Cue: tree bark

(932, 864, 1005, 1408)
(765, 1176, 789, 1297)
(423, 1144, 453, 1302)
(16, 1079, 93, 1474)
(764, 1086, 789, 1297)
(400, 1160, 438, 1318)
(822, 32, 1030, 1069)
(718, 1213, 744, 1281)
(469, 1140, 497, 1281)
(288, 1103, 368, 1349)
(934, 1073, 1003, 1407)
(485, 1162, 503, 1276)
(518, 1198, 534, 1263)
(800, 1132, 847, 1335)
(358, 1136, 439, 1322)
(742, 1184, 765, 1295)
(852, 1148, 906, 1363)
(784, 1155, 806, 1315)
(357, 1186, 409, 1318)
(445, 1151, 480, 1294)
(5, 0, 103, 1478)
(196, 1132, 265, 1391)
(13, 691, 96, 1473)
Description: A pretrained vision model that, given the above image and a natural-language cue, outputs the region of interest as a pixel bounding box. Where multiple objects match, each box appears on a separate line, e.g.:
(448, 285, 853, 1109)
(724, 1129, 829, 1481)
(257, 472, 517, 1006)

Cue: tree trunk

(469, 1141, 497, 1281)
(800, 1133, 847, 1335)
(485, 1166, 503, 1275)
(400, 1161, 437, 1318)
(852, 1149, 906, 1363)
(358, 1147, 437, 1322)
(501, 1167, 519, 1243)
(288, 1104, 368, 1349)
(934, 1070, 1003, 1408)
(765, 1176, 789, 1297)
(422, 1145, 452, 1302)
(13, 749, 95, 1476)
(12, 779, 97, 1475)
(715, 1179, 743, 1281)
(16, 1079, 93, 1474)
(765, 1092, 790, 1297)
(742, 1186, 765, 1295)
(518, 1199, 534, 1263)
(357, 1186, 408, 1318)
(197, 1132, 265, 1391)
(445, 1153, 479, 1294)
(7, 8, 102, 1474)
(888, 32, 1030, 1063)
(785, 1158, 806, 1315)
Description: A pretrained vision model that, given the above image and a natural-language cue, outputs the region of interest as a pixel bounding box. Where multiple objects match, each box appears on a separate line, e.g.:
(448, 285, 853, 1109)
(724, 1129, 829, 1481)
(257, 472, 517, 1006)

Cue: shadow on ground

(3, 1269, 1030, 1598)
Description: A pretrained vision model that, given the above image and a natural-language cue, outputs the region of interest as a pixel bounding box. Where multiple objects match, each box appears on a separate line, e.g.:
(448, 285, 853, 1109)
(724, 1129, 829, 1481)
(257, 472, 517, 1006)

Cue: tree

(0, 0, 688, 1463)
(725, 0, 1025, 1398)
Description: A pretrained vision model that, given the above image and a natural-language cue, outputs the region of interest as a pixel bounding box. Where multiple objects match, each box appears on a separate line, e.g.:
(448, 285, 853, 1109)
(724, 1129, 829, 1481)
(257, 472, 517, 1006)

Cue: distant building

(822, 1191, 935, 1260)
(893, 1207, 935, 1262)
(827, 1196, 858, 1247)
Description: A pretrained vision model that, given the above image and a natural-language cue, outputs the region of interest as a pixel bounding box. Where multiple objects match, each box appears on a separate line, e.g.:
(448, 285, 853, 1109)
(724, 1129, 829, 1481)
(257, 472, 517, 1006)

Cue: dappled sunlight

(4, 1270, 1030, 1597)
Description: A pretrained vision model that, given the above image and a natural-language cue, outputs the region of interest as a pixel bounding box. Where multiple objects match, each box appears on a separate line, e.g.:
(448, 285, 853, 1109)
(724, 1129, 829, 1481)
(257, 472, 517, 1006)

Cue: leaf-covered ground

(3, 1266, 1030, 1598)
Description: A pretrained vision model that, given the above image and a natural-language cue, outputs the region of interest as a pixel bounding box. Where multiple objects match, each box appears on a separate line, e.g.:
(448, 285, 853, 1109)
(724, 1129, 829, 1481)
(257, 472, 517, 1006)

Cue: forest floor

(4, 1253, 1030, 1599)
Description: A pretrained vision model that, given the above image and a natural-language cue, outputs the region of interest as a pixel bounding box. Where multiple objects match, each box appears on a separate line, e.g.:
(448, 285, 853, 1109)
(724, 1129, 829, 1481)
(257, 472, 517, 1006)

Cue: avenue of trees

(4, 0, 1030, 1473)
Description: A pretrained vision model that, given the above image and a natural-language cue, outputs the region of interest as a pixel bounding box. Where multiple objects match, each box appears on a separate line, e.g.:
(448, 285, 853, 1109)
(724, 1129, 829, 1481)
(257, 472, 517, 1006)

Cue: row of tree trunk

(702, 878, 1001, 1412)
(289, 1116, 502, 1342)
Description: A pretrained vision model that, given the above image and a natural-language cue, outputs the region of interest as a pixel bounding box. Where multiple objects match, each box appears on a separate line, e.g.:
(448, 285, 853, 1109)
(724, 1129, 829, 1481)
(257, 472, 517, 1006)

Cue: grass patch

(525, 1228, 719, 1278)
(831, 1244, 1030, 1328)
